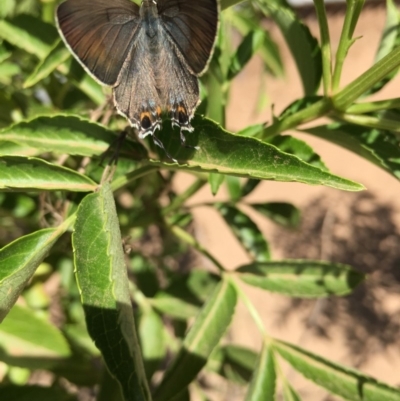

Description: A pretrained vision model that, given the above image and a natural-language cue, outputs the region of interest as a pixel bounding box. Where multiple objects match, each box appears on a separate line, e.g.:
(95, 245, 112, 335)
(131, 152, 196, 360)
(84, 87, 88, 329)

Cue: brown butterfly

(56, 0, 219, 156)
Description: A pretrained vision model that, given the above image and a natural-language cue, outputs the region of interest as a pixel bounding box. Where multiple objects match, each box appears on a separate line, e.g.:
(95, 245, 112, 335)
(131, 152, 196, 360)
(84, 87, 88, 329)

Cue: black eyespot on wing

(157, 0, 219, 75)
(141, 114, 152, 130)
(56, 0, 141, 86)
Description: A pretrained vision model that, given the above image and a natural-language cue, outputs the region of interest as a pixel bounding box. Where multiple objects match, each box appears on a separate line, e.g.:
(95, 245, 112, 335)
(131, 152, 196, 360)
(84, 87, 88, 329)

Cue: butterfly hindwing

(157, 0, 219, 75)
(113, 27, 162, 135)
(56, 0, 141, 86)
(157, 28, 199, 131)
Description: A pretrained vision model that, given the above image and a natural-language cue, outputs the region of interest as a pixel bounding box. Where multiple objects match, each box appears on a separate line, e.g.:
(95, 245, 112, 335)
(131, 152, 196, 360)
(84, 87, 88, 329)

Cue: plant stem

(230, 276, 266, 336)
(163, 178, 207, 216)
(260, 98, 332, 138)
(313, 0, 332, 95)
(169, 224, 226, 272)
(333, 46, 400, 110)
(346, 98, 400, 114)
(334, 112, 400, 133)
(332, 0, 364, 91)
(110, 165, 158, 192)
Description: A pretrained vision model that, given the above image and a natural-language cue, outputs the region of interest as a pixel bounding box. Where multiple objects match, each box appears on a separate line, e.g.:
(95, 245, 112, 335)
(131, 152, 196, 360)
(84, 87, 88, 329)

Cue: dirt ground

(174, 4, 400, 400)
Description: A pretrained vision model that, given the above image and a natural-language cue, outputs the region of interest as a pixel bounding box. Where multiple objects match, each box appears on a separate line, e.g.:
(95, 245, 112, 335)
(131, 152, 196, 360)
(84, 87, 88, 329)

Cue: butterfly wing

(113, 28, 162, 135)
(156, 28, 199, 132)
(56, 0, 141, 86)
(157, 0, 219, 75)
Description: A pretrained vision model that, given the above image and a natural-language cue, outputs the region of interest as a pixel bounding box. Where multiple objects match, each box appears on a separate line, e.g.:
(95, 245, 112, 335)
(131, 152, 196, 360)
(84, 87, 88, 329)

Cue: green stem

(333, 46, 400, 110)
(229, 276, 266, 336)
(169, 224, 226, 272)
(346, 97, 400, 114)
(334, 112, 400, 133)
(260, 98, 332, 138)
(110, 165, 158, 192)
(332, 0, 364, 91)
(162, 178, 207, 216)
(313, 0, 332, 94)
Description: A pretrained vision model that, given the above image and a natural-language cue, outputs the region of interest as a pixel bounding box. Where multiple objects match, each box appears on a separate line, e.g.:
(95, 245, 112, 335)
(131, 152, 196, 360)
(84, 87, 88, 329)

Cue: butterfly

(56, 0, 219, 157)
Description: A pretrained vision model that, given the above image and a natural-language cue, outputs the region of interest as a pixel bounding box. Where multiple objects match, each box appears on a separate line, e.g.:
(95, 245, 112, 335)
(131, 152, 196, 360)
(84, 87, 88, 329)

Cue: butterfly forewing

(56, 0, 141, 86)
(157, 0, 219, 75)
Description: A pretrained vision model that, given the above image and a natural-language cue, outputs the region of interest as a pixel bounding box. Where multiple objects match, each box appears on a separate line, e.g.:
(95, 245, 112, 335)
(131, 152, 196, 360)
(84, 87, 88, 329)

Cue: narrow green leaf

(0, 15, 57, 59)
(0, 156, 97, 192)
(154, 279, 237, 401)
(267, 135, 327, 170)
(250, 202, 300, 228)
(0, 62, 21, 85)
(256, 0, 322, 95)
(274, 340, 400, 401)
(0, 385, 76, 401)
(227, 29, 265, 80)
(149, 296, 200, 320)
(245, 341, 276, 401)
(282, 382, 302, 401)
(0, 43, 12, 63)
(73, 183, 151, 401)
(216, 203, 271, 261)
(237, 260, 365, 297)
(208, 172, 225, 195)
(0, 305, 71, 369)
(228, 10, 284, 77)
(241, 178, 261, 198)
(138, 308, 167, 380)
(150, 116, 364, 192)
(207, 345, 257, 385)
(0, 224, 70, 322)
(226, 175, 242, 201)
(303, 123, 400, 180)
(24, 39, 71, 88)
(0, 115, 145, 158)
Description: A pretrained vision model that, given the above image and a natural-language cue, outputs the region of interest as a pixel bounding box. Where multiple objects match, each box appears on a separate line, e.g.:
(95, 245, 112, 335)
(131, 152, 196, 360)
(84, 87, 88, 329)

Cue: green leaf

(0, 156, 97, 192)
(303, 123, 400, 179)
(0, 61, 21, 85)
(208, 172, 225, 195)
(154, 279, 237, 401)
(73, 183, 151, 401)
(216, 203, 271, 261)
(282, 382, 302, 401)
(150, 116, 364, 192)
(0, 224, 70, 322)
(149, 296, 200, 320)
(207, 345, 257, 385)
(0, 115, 146, 158)
(0, 305, 71, 369)
(241, 178, 261, 198)
(0, 385, 76, 401)
(364, 0, 400, 95)
(250, 202, 300, 228)
(227, 29, 265, 80)
(24, 39, 71, 88)
(256, 0, 322, 95)
(0, 15, 57, 59)
(226, 175, 242, 201)
(245, 341, 276, 401)
(159, 269, 220, 306)
(274, 340, 400, 401)
(237, 260, 365, 297)
(267, 135, 327, 170)
(228, 10, 283, 77)
(138, 308, 167, 380)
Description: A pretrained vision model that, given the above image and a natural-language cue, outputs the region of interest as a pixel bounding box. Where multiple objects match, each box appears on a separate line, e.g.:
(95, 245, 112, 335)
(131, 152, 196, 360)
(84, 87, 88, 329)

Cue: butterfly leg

(171, 104, 199, 150)
(151, 132, 177, 163)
